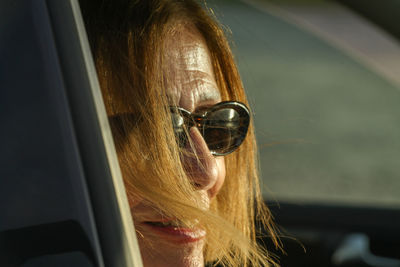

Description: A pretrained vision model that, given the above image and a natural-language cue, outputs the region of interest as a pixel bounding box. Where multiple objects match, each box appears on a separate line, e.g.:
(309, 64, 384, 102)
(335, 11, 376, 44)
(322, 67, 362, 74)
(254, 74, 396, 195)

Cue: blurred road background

(207, 0, 400, 208)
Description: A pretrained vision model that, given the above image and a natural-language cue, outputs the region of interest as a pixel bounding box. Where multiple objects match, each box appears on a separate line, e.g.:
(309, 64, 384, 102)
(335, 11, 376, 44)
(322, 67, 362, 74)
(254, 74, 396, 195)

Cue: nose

(181, 127, 226, 198)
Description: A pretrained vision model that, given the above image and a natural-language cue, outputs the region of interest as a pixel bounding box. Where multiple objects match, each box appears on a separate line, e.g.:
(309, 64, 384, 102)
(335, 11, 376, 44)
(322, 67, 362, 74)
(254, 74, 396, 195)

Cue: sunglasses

(170, 101, 250, 156)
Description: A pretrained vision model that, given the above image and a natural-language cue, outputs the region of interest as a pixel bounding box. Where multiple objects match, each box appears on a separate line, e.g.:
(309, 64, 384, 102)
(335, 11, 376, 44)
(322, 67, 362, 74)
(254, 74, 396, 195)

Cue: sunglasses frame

(170, 101, 251, 156)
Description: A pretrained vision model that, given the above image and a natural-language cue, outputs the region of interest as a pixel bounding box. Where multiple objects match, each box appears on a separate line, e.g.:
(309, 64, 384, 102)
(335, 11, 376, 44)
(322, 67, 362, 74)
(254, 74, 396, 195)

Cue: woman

(80, 0, 279, 266)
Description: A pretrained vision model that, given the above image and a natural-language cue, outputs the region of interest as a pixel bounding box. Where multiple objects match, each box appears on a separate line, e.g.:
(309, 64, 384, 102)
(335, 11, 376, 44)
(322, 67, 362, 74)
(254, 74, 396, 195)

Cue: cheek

(208, 157, 226, 199)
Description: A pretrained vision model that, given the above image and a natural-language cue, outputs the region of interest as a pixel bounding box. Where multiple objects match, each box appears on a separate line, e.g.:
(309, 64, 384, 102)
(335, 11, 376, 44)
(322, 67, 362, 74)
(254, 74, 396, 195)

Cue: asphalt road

(208, 0, 400, 208)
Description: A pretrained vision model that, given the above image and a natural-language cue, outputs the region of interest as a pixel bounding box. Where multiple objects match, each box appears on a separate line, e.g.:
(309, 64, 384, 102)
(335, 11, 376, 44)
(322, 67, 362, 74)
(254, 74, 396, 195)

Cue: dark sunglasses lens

(203, 107, 249, 155)
(171, 103, 250, 155)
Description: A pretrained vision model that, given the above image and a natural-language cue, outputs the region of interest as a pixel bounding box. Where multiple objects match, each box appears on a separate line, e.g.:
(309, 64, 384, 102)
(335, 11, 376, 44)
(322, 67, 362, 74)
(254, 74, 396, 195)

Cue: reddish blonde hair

(80, 0, 279, 266)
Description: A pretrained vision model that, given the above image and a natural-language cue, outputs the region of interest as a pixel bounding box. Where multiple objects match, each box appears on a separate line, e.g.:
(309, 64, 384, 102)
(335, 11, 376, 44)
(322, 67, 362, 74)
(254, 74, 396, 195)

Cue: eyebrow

(181, 76, 221, 104)
(197, 86, 221, 103)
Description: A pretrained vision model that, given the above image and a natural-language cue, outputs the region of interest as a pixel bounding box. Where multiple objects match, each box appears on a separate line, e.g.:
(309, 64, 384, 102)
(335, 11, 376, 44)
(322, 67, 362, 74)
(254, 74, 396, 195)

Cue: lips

(142, 219, 206, 244)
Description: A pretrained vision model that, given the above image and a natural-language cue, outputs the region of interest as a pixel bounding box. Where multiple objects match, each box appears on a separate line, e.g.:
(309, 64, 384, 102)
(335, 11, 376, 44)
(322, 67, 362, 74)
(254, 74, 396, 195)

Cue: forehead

(164, 24, 221, 111)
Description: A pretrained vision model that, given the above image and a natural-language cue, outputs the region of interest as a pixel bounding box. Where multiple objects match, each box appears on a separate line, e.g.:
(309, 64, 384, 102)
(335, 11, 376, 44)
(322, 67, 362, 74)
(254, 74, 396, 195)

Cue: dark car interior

(1, 0, 140, 266)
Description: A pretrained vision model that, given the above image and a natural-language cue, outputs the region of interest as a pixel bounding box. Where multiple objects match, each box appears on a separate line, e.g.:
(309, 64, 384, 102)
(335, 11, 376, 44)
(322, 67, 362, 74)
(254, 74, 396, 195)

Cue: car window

(209, 0, 400, 208)
(0, 0, 143, 266)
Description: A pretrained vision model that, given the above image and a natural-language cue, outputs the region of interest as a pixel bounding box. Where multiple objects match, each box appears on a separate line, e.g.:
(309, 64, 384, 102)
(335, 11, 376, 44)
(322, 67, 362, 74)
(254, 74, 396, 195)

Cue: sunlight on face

(129, 24, 226, 267)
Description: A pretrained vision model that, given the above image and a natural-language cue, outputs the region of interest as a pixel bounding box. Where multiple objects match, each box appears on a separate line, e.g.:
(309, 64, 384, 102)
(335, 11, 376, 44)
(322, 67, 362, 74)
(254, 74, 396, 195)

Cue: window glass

(210, 0, 400, 208)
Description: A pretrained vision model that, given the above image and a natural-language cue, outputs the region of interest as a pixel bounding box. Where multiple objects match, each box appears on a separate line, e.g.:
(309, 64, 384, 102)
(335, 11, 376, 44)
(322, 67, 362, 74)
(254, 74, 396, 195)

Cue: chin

(138, 235, 205, 267)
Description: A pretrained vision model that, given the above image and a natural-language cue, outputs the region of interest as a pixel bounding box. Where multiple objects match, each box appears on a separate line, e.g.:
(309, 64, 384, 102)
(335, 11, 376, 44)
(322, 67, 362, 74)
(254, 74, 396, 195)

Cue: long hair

(80, 0, 279, 266)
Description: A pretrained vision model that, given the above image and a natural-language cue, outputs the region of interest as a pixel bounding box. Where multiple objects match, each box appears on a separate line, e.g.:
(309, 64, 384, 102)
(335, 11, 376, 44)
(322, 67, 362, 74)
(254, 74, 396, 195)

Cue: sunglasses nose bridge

(193, 116, 205, 128)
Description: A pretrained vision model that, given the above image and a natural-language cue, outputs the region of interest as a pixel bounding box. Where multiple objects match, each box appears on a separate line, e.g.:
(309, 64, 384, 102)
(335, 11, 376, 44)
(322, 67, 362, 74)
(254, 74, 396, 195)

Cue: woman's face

(130, 25, 226, 267)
